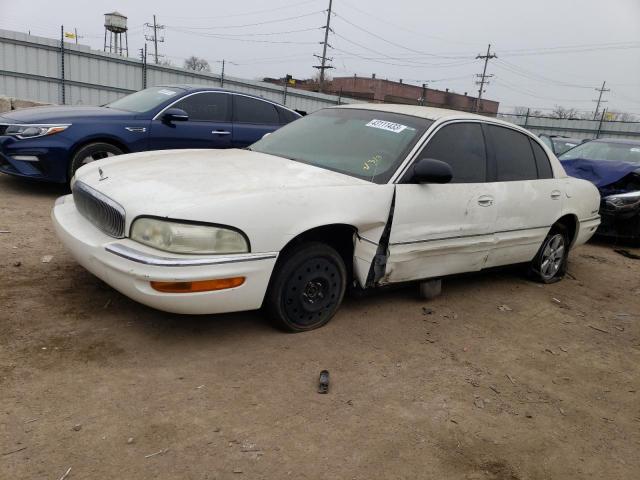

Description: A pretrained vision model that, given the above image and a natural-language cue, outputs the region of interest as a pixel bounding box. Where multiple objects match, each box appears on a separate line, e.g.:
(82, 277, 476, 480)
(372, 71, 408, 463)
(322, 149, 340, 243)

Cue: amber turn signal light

(150, 277, 245, 293)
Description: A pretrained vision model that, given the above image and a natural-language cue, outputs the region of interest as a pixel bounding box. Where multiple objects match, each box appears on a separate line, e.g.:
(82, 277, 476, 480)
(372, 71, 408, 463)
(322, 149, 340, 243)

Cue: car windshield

(559, 140, 640, 164)
(552, 138, 582, 156)
(105, 86, 185, 113)
(249, 108, 432, 183)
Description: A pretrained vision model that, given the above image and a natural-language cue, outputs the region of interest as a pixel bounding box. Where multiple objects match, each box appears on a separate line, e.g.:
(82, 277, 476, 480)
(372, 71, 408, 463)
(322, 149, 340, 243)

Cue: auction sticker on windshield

(366, 119, 409, 133)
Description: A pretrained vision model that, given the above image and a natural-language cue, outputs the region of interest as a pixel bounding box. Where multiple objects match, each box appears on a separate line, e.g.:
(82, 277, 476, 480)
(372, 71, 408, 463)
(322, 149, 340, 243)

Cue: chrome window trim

(0, 122, 72, 127)
(152, 90, 299, 121)
(388, 117, 556, 184)
(105, 243, 277, 267)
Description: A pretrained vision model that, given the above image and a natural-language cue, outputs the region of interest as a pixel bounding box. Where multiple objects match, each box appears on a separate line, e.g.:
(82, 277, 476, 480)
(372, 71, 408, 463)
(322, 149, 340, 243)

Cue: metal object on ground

(318, 370, 329, 394)
(418, 279, 442, 300)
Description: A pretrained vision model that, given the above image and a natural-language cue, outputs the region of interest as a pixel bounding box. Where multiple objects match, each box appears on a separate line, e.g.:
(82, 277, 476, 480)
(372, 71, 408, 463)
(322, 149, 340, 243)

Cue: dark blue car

(0, 85, 301, 183)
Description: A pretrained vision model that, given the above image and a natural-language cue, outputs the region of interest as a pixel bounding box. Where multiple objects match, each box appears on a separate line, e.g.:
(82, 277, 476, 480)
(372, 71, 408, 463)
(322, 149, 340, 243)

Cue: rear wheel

(529, 225, 569, 283)
(265, 242, 347, 332)
(69, 142, 123, 180)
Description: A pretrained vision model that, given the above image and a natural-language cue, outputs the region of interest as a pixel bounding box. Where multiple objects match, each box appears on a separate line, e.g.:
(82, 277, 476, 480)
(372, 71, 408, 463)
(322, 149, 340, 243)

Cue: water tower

(103, 11, 128, 56)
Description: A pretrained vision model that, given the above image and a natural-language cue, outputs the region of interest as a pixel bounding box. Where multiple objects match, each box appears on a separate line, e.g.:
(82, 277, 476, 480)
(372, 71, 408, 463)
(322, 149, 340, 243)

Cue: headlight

(604, 191, 640, 210)
(5, 124, 70, 139)
(130, 218, 249, 254)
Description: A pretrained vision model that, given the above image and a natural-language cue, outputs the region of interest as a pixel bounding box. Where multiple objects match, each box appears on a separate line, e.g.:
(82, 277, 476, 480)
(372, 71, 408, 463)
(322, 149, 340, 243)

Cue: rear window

(530, 139, 554, 179)
(487, 125, 538, 181)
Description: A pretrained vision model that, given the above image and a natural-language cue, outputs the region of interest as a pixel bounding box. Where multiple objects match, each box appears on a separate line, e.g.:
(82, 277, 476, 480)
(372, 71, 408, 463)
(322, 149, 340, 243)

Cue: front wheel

(265, 242, 347, 332)
(69, 142, 123, 181)
(529, 225, 569, 283)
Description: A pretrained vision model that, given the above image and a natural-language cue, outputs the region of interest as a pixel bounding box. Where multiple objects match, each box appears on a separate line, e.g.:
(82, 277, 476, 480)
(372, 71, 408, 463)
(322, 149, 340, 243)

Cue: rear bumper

(52, 195, 278, 314)
(575, 215, 601, 246)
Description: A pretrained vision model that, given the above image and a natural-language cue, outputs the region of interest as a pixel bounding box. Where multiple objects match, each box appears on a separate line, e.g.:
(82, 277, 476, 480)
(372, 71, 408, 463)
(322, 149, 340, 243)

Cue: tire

(529, 224, 569, 284)
(265, 242, 347, 332)
(69, 142, 123, 180)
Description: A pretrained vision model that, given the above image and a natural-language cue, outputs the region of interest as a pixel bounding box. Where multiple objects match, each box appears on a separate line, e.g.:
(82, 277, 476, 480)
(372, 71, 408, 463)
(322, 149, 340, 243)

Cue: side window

(233, 96, 279, 124)
(529, 139, 553, 179)
(487, 125, 538, 181)
(416, 122, 487, 183)
(173, 92, 230, 122)
(277, 107, 300, 124)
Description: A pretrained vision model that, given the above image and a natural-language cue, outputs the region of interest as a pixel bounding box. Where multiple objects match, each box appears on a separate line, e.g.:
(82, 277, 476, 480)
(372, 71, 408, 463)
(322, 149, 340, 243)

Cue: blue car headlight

(5, 124, 70, 139)
(604, 191, 640, 210)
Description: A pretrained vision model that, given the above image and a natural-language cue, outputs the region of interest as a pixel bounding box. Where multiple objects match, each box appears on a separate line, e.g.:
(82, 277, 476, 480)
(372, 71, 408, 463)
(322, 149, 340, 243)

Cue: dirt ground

(1, 174, 639, 480)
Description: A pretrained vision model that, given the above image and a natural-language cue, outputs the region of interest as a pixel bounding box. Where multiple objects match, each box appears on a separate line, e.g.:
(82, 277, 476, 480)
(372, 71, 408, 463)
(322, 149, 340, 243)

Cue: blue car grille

(72, 181, 125, 238)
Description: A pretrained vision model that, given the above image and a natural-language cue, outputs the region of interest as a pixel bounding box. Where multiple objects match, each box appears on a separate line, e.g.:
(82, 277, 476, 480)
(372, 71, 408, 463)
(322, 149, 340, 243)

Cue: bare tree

(551, 105, 580, 120)
(511, 106, 529, 116)
(183, 56, 211, 72)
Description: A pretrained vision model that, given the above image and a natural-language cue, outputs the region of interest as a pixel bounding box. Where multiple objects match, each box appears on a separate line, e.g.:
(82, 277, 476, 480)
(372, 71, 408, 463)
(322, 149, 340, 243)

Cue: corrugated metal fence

(497, 113, 640, 141)
(0, 29, 362, 113)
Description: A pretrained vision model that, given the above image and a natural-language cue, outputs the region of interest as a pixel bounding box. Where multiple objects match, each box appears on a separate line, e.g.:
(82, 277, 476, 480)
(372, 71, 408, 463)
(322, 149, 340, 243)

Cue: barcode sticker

(366, 119, 408, 133)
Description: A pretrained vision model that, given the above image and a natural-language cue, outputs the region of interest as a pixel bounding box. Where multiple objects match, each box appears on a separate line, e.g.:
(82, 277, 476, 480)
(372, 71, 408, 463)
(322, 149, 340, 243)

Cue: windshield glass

(250, 108, 432, 183)
(552, 138, 581, 156)
(559, 141, 640, 164)
(105, 86, 185, 113)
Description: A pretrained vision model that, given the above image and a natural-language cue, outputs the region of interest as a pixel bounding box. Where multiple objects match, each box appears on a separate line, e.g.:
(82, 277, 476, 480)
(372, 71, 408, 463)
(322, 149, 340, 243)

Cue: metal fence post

(60, 25, 66, 105)
(524, 108, 530, 127)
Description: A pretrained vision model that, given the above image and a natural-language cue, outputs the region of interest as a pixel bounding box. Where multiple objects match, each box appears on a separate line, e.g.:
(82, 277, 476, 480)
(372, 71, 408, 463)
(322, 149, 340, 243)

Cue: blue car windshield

(105, 86, 185, 113)
(560, 141, 640, 165)
(250, 108, 432, 184)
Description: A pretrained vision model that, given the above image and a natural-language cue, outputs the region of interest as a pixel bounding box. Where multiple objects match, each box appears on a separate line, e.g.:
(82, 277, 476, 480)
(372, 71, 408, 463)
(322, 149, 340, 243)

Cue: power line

(166, 11, 324, 30)
(474, 44, 497, 112)
(169, 0, 317, 20)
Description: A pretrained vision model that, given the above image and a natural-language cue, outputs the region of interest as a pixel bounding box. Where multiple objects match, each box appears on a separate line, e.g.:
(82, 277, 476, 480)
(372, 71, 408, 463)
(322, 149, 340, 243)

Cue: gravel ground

(1, 174, 639, 480)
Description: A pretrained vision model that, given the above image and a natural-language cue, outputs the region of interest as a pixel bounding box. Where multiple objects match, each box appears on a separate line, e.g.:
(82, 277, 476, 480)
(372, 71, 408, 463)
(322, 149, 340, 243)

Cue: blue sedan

(0, 85, 301, 183)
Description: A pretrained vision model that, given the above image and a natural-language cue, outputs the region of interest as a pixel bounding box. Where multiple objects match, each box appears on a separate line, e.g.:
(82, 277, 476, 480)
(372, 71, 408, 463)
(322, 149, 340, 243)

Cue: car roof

(333, 103, 515, 126)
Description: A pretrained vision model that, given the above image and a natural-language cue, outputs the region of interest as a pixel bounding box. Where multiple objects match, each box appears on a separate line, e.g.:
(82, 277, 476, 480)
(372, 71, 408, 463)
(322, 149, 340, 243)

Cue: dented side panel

(382, 183, 498, 284)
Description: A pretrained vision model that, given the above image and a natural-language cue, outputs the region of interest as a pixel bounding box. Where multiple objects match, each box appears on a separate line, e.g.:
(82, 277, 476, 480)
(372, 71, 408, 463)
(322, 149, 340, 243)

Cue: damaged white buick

(53, 104, 601, 332)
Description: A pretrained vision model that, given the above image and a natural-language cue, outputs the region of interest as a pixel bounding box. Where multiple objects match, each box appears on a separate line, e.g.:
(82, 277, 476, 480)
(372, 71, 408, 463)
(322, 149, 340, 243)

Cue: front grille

(73, 181, 125, 238)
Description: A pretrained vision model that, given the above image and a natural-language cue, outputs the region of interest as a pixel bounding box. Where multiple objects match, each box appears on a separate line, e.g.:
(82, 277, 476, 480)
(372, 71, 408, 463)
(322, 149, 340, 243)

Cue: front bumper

(52, 195, 278, 314)
(0, 135, 71, 183)
(598, 208, 640, 240)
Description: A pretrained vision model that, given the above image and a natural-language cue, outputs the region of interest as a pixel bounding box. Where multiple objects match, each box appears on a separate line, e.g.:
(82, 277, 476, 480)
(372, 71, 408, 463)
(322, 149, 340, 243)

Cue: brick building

(328, 75, 499, 115)
(265, 75, 499, 115)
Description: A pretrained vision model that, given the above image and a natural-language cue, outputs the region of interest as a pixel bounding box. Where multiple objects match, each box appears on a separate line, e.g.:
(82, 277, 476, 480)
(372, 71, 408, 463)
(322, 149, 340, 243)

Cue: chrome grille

(73, 181, 125, 238)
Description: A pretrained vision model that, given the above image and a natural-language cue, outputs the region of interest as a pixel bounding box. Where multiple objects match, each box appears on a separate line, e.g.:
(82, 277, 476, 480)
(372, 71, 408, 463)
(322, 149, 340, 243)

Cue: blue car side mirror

(162, 108, 189, 123)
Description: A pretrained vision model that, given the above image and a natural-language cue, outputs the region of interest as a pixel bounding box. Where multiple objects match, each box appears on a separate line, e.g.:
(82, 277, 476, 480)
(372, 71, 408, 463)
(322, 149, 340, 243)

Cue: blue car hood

(0, 105, 137, 123)
(560, 158, 640, 188)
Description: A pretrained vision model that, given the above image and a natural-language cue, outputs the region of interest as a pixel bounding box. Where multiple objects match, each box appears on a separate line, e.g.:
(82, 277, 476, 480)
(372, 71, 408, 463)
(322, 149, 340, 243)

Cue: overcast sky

(2, 0, 639, 114)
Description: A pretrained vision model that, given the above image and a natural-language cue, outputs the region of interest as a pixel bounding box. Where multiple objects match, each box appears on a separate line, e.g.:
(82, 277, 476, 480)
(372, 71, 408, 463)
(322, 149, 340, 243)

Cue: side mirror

(412, 158, 453, 184)
(162, 108, 189, 123)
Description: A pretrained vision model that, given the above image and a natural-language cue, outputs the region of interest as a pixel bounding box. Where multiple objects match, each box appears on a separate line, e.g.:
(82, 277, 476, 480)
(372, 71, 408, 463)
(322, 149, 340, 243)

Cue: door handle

(477, 196, 494, 207)
(550, 190, 562, 200)
(212, 130, 231, 135)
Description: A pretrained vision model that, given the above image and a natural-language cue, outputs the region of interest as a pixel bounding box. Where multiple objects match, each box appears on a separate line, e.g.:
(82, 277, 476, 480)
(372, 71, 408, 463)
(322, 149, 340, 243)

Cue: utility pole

(220, 59, 225, 87)
(145, 15, 165, 64)
(474, 44, 497, 113)
(139, 44, 147, 89)
(74, 28, 78, 45)
(593, 80, 610, 120)
(420, 83, 428, 106)
(313, 0, 334, 93)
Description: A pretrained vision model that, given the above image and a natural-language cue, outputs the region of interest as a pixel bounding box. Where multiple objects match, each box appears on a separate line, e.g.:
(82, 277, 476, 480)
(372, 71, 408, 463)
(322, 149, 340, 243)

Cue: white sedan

(53, 104, 601, 332)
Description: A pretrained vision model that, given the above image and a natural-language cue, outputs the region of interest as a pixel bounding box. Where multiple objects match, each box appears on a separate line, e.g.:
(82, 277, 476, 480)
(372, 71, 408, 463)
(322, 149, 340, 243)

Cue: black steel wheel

(265, 242, 347, 332)
(529, 224, 569, 284)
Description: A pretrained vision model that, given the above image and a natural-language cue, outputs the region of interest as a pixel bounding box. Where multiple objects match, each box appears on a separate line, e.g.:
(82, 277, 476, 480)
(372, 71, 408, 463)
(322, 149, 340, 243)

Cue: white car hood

(75, 148, 369, 207)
